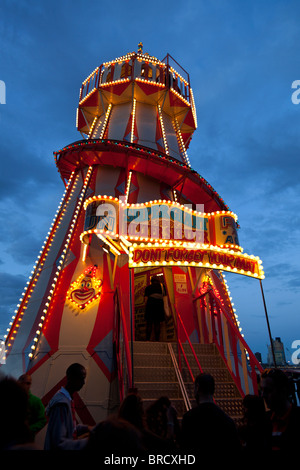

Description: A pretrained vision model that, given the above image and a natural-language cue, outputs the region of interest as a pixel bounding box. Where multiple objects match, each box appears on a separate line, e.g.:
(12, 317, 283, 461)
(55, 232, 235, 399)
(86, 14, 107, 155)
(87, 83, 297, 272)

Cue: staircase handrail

(178, 341, 195, 382)
(202, 290, 263, 372)
(213, 292, 263, 370)
(174, 305, 204, 382)
(194, 290, 263, 396)
(167, 343, 192, 411)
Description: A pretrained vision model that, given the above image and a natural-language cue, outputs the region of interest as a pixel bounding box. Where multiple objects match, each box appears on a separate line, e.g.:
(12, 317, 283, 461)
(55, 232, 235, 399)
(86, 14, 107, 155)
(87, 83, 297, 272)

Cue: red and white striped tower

(1, 44, 264, 428)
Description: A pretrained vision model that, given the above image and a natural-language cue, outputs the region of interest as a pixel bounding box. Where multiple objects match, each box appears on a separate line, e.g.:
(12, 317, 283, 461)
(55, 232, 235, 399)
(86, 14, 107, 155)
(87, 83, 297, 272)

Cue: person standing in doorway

(144, 276, 165, 341)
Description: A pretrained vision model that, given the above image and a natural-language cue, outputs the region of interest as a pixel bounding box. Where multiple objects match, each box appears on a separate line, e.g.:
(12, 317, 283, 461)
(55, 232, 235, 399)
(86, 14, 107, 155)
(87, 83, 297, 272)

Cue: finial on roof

(138, 42, 143, 53)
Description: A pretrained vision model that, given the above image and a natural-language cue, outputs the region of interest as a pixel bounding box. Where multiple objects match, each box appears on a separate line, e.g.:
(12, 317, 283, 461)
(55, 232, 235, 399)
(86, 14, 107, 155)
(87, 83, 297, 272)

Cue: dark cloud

(286, 276, 300, 289)
(0, 272, 27, 334)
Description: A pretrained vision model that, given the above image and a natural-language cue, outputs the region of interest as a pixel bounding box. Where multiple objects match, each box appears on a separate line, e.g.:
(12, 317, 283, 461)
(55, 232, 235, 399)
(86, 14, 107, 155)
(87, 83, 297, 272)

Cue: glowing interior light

(157, 105, 169, 155)
(173, 116, 191, 167)
(131, 99, 137, 144)
(125, 171, 132, 203)
(99, 104, 112, 139)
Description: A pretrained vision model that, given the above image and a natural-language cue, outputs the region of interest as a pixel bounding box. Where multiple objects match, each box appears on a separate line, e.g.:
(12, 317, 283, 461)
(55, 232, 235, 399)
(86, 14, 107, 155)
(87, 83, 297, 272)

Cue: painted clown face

(68, 265, 103, 310)
(70, 275, 96, 306)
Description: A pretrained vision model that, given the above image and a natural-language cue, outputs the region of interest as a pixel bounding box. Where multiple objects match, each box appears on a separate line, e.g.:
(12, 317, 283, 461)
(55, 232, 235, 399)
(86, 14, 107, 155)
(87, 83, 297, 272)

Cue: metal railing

(172, 304, 206, 410)
(194, 289, 263, 397)
(175, 306, 204, 381)
(167, 342, 192, 412)
(79, 53, 192, 104)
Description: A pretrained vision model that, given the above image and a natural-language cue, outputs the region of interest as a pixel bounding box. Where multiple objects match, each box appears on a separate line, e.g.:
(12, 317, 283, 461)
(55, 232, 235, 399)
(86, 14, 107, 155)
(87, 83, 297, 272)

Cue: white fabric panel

(136, 102, 157, 150)
(107, 102, 132, 141)
(135, 172, 161, 202)
(112, 62, 123, 81)
(94, 166, 121, 197)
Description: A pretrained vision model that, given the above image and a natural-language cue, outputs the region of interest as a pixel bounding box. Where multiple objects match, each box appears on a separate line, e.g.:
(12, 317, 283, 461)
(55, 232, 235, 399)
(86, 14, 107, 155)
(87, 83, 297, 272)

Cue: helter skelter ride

(1, 44, 265, 427)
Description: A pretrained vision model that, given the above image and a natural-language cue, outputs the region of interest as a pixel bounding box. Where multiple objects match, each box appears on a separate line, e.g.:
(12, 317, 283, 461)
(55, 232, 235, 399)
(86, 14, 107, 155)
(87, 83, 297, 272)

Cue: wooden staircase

(132, 341, 244, 422)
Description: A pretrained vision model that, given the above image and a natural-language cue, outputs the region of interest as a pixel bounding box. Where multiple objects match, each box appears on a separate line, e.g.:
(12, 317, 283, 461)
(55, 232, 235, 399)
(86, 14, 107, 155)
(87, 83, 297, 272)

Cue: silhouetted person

(144, 276, 165, 341)
(118, 393, 145, 430)
(261, 368, 300, 451)
(238, 394, 271, 451)
(0, 376, 38, 450)
(146, 396, 180, 448)
(44, 363, 90, 450)
(181, 373, 241, 455)
(85, 416, 145, 457)
(18, 373, 47, 438)
(118, 393, 166, 453)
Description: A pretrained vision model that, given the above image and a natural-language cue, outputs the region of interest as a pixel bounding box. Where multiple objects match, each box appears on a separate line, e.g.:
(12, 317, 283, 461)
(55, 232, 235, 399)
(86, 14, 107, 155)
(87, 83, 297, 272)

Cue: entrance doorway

(133, 267, 176, 342)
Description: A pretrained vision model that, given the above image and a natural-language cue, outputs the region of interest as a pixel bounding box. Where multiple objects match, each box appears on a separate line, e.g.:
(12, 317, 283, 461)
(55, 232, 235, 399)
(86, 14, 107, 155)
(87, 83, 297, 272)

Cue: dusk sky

(1, 0, 299, 363)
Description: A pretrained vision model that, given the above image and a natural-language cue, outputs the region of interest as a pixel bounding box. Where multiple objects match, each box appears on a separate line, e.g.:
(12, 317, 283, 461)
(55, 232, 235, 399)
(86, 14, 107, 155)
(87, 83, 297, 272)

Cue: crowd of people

(0, 364, 299, 455)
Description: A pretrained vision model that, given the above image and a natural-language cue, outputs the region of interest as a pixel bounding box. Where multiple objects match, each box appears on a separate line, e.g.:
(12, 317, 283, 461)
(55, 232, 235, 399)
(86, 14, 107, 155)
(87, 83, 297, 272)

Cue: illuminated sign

(129, 244, 264, 279)
(81, 196, 264, 280)
(82, 196, 240, 249)
(67, 265, 103, 310)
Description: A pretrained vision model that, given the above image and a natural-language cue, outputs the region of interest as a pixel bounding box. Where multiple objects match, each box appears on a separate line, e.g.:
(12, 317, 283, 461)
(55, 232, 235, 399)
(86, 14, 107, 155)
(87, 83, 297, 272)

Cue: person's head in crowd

(65, 363, 86, 397)
(18, 373, 32, 394)
(0, 376, 32, 449)
(242, 394, 266, 424)
(261, 368, 290, 413)
(118, 393, 144, 430)
(194, 373, 215, 404)
(86, 416, 144, 455)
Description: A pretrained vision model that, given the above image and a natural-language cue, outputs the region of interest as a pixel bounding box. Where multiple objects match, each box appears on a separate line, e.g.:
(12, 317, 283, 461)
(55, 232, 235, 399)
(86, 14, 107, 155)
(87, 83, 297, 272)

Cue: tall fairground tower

(1, 44, 264, 429)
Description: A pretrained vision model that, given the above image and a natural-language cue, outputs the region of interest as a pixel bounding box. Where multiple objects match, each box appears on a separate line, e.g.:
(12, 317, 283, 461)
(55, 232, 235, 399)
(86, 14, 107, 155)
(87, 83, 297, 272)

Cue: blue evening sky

(0, 0, 299, 363)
